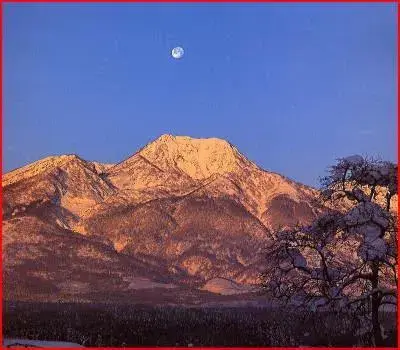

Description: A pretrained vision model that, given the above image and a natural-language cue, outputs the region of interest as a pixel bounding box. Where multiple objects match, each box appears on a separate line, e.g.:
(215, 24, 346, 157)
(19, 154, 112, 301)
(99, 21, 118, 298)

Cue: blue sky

(3, 3, 397, 186)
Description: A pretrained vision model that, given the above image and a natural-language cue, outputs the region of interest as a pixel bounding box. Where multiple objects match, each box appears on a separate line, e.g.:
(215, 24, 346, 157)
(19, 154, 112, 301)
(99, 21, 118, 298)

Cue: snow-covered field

(3, 338, 84, 348)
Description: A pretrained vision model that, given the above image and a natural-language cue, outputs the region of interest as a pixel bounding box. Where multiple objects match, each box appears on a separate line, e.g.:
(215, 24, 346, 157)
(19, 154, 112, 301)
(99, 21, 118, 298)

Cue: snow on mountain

(2, 135, 326, 301)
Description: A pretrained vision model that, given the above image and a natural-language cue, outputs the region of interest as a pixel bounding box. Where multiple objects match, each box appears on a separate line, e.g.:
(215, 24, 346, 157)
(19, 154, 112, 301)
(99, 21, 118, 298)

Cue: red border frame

(0, 0, 398, 3)
(0, 1, 398, 349)
(1, 1, 4, 349)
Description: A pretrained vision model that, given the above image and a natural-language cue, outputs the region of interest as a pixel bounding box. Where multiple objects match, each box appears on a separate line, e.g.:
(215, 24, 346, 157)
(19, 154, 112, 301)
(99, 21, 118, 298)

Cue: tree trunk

(371, 292, 383, 346)
(371, 262, 383, 346)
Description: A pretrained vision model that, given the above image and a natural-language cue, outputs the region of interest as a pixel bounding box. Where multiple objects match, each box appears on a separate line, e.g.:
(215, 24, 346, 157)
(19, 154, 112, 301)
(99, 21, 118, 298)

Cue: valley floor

(3, 301, 397, 347)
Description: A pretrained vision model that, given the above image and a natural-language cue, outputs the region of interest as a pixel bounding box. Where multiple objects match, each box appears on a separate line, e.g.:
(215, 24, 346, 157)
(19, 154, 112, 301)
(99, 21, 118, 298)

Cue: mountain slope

(2, 215, 181, 302)
(2, 134, 325, 301)
(3, 155, 116, 222)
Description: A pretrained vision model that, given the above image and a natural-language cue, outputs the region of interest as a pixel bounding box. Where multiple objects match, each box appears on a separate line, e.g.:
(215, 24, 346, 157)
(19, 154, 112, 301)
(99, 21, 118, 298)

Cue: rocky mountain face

(2, 135, 325, 303)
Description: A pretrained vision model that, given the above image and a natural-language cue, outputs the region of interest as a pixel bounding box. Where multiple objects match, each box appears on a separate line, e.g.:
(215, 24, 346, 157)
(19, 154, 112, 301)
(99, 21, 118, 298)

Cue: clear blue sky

(3, 3, 397, 186)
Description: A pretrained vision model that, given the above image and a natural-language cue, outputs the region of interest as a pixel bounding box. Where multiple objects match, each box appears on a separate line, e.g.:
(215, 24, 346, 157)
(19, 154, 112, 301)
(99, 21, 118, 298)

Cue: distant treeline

(3, 301, 397, 347)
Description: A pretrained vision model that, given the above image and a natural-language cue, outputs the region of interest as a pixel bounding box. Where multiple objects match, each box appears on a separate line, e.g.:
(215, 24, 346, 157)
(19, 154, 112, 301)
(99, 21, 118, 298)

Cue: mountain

(2, 135, 325, 303)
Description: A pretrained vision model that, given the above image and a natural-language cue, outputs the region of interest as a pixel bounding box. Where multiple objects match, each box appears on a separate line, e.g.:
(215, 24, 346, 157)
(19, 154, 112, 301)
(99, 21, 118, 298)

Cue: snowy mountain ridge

(2, 134, 327, 302)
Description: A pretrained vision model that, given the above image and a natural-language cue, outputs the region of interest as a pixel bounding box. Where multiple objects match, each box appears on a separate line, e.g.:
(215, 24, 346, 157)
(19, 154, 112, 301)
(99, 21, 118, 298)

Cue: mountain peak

(138, 134, 249, 179)
(155, 134, 230, 145)
(3, 154, 83, 187)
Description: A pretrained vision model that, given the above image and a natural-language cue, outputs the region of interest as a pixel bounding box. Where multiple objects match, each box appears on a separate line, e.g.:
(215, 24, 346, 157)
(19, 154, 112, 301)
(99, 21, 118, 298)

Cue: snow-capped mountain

(2, 134, 326, 302)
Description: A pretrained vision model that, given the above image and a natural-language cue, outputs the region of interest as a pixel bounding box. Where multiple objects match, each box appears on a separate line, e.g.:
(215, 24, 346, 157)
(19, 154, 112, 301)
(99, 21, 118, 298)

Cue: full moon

(171, 46, 184, 59)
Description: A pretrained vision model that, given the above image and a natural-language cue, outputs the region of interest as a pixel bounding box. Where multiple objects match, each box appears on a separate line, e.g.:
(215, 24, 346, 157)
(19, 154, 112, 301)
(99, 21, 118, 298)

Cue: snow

(125, 277, 177, 290)
(355, 222, 387, 261)
(201, 277, 254, 295)
(293, 254, 307, 268)
(289, 249, 307, 268)
(364, 224, 381, 241)
(3, 338, 84, 348)
(358, 237, 387, 261)
(352, 188, 369, 202)
(342, 155, 364, 166)
(372, 211, 390, 229)
(344, 202, 389, 229)
(369, 238, 387, 258)
(344, 206, 363, 226)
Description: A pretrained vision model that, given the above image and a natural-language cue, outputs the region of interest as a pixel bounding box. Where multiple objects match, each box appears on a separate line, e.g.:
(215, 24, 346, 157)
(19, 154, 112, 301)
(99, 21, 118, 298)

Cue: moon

(171, 46, 184, 59)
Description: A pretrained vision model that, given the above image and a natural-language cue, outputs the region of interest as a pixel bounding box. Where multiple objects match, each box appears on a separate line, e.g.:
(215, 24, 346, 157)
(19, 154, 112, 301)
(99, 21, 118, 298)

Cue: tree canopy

(261, 156, 397, 346)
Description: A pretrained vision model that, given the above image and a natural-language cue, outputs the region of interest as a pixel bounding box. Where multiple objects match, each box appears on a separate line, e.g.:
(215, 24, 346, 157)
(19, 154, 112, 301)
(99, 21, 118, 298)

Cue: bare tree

(261, 156, 397, 346)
